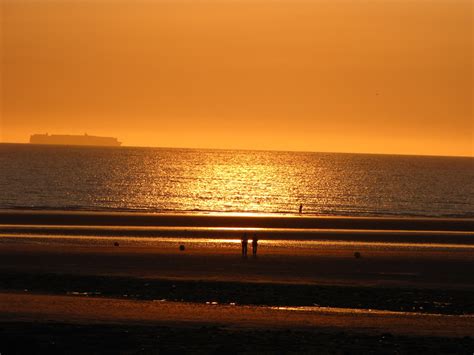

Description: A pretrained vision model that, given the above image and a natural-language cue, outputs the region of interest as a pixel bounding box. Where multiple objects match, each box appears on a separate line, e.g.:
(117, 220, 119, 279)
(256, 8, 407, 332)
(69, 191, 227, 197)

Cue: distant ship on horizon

(30, 133, 122, 147)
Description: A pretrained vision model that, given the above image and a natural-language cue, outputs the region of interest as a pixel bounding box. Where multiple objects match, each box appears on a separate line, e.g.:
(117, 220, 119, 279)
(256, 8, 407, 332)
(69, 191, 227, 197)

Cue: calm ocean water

(0, 144, 473, 218)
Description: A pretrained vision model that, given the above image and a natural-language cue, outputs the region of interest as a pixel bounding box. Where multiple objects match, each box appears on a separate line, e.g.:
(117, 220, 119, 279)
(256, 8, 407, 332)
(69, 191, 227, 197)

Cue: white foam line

(267, 305, 474, 318)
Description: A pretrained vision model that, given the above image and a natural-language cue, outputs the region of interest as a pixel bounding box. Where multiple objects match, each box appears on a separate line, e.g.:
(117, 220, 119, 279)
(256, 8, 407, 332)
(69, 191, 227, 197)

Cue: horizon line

(0, 141, 472, 159)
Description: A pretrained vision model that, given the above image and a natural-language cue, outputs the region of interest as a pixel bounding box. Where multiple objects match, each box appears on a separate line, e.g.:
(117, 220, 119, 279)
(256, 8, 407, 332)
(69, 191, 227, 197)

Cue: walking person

(252, 234, 258, 257)
(299, 203, 303, 214)
(241, 233, 248, 258)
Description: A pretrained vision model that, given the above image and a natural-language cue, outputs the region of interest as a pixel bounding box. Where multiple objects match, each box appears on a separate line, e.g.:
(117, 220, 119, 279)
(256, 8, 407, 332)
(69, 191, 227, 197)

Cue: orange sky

(1, 0, 472, 156)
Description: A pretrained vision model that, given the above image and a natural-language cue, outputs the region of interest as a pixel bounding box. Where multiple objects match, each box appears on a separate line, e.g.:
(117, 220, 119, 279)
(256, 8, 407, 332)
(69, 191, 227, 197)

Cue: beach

(1, 292, 473, 353)
(3, 0, 473, 351)
(0, 211, 473, 353)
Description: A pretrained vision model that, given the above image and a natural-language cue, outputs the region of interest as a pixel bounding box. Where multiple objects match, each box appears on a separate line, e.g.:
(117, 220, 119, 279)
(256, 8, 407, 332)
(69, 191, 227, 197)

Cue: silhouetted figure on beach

(252, 234, 258, 257)
(299, 204, 303, 214)
(241, 233, 248, 258)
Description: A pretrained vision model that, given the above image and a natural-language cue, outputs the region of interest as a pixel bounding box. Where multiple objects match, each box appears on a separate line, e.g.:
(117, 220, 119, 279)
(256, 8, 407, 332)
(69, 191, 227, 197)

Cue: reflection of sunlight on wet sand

(205, 212, 284, 218)
(2, 234, 474, 250)
(269, 306, 474, 318)
(261, 240, 474, 250)
(1, 293, 473, 338)
(4, 225, 473, 236)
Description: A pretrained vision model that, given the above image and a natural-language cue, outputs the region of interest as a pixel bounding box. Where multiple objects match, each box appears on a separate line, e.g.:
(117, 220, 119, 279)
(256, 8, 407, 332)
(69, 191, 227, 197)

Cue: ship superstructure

(30, 133, 122, 147)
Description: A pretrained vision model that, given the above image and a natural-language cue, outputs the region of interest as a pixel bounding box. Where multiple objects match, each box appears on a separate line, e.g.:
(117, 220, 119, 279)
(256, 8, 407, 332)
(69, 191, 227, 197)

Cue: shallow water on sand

(1, 144, 473, 217)
(2, 234, 474, 252)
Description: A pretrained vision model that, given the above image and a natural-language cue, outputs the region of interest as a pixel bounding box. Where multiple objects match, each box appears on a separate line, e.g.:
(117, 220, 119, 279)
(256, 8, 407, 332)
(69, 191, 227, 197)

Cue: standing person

(241, 233, 248, 258)
(252, 234, 259, 257)
(299, 203, 303, 214)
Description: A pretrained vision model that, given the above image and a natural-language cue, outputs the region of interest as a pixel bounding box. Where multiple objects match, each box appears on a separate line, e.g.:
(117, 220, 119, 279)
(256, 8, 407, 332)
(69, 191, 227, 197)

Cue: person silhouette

(241, 233, 248, 258)
(299, 203, 303, 214)
(252, 234, 258, 257)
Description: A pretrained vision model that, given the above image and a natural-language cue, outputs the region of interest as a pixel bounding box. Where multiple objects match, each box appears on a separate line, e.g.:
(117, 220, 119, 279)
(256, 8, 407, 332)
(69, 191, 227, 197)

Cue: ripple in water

(1, 144, 473, 218)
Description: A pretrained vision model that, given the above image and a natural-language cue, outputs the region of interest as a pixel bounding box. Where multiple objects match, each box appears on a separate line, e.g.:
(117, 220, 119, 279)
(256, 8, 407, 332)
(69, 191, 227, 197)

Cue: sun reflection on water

(3, 147, 473, 217)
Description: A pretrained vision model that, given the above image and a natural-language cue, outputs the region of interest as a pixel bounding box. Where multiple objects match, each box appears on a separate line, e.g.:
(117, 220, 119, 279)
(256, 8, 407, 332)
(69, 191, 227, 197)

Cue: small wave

(1, 205, 474, 219)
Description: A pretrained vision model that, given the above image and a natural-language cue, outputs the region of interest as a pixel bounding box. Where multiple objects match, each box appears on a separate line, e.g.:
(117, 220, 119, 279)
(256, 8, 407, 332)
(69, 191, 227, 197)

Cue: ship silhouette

(30, 133, 122, 147)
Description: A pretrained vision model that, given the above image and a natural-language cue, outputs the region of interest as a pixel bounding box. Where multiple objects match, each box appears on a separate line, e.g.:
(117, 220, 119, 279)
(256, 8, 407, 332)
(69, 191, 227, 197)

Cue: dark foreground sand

(0, 293, 473, 354)
(2, 321, 473, 354)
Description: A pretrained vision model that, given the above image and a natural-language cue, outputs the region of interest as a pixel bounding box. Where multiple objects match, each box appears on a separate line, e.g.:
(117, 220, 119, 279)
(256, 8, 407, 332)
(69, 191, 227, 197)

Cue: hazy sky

(1, 0, 472, 156)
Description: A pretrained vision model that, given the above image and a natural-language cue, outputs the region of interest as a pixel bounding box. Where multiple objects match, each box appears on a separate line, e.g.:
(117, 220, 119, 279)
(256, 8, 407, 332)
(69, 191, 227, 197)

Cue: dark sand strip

(1, 272, 472, 315)
(0, 293, 473, 337)
(1, 210, 473, 231)
(2, 321, 474, 354)
(0, 243, 473, 289)
(2, 225, 473, 244)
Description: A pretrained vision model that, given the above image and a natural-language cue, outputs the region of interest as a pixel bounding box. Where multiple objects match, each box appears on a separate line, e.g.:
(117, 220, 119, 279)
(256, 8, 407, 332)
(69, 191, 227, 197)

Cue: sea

(1, 144, 473, 218)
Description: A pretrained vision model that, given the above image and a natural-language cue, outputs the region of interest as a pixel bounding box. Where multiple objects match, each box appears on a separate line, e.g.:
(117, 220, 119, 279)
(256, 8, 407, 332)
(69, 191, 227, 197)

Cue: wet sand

(2, 224, 474, 244)
(1, 209, 473, 231)
(1, 293, 473, 337)
(0, 241, 473, 289)
(3, 321, 473, 354)
(1, 293, 473, 354)
(1, 210, 473, 353)
(1, 272, 473, 315)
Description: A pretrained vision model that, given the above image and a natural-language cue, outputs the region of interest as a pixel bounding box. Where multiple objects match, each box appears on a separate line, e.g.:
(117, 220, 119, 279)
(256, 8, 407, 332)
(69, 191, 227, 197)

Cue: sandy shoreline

(1, 271, 473, 315)
(1, 241, 473, 289)
(1, 209, 473, 353)
(1, 292, 473, 353)
(1, 293, 473, 337)
(2, 320, 473, 354)
(1, 209, 473, 231)
(2, 225, 474, 245)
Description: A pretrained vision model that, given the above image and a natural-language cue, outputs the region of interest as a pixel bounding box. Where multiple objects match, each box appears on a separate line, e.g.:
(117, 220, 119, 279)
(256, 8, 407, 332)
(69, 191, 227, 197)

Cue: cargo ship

(30, 133, 122, 147)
